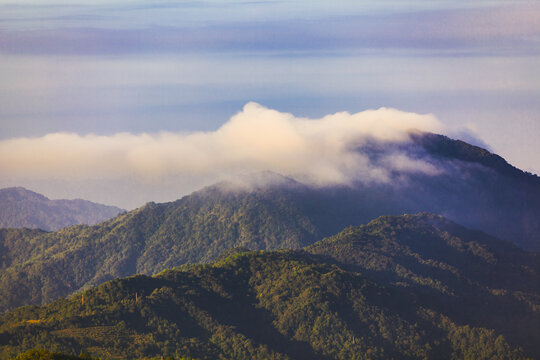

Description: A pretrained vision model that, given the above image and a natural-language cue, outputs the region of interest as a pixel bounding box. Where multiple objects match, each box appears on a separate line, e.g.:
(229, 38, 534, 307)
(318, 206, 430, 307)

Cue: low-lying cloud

(0, 103, 444, 190)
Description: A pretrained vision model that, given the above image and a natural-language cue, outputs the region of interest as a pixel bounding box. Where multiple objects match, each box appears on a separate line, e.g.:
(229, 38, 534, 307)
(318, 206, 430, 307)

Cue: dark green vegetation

(1, 214, 538, 360)
(0, 184, 325, 313)
(10, 349, 95, 360)
(9, 349, 177, 360)
(0, 133, 539, 315)
(307, 213, 540, 357)
(0, 187, 124, 231)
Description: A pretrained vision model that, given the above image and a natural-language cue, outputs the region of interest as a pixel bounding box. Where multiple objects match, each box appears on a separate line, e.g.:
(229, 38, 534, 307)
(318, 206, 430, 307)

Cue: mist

(0, 102, 447, 201)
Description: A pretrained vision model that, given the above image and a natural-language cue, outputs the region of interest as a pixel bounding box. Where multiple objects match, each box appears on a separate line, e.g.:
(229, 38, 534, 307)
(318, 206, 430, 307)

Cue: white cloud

(0, 103, 444, 188)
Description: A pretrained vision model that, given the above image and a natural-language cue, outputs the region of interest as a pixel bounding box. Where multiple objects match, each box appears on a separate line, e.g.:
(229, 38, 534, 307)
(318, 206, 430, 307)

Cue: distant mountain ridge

(0, 187, 124, 231)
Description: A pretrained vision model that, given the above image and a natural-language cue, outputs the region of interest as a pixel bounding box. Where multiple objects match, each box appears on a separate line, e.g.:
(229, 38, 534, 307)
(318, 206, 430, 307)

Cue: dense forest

(0, 250, 531, 359)
(0, 188, 123, 231)
(0, 214, 538, 359)
(10, 349, 95, 360)
(0, 185, 327, 313)
(307, 214, 540, 356)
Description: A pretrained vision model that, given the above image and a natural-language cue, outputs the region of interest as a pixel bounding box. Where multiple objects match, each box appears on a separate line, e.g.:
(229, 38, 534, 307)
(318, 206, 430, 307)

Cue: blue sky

(0, 0, 539, 208)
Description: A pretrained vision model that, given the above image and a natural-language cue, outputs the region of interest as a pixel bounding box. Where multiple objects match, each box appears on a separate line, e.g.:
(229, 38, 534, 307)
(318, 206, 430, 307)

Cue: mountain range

(0, 132, 539, 359)
(0, 187, 124, 231)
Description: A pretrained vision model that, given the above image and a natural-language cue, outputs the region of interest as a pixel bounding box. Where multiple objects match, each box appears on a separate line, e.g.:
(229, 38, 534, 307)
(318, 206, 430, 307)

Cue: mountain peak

(412, 132, 539, 180)
(197, 171, 304, 196)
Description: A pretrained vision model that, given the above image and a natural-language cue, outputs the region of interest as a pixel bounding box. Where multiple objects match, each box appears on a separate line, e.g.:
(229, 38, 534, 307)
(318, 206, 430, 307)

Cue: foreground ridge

(1, 214, 538, 359)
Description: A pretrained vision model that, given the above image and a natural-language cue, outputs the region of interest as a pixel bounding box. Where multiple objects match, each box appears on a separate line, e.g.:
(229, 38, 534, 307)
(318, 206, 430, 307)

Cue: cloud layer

(0, 103, 444, 190)
(1, 3, 539, 55)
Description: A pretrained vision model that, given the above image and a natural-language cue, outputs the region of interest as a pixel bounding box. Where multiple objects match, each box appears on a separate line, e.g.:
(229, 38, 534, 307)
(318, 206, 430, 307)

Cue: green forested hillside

(9, 349, 95, 360)
(307, 213, 540, 356)
(0, 249, 531, 360)
(0, 187, 124, 231)
(0, 185, 325, 313)
(1, 174, 539, 326)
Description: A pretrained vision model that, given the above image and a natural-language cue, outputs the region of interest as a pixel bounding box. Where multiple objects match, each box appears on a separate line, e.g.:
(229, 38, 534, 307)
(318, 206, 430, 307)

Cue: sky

(0, 0, 539, 209)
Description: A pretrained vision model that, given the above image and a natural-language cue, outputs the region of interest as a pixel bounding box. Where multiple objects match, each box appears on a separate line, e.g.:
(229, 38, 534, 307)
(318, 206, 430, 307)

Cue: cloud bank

(0, 103, 444, 189)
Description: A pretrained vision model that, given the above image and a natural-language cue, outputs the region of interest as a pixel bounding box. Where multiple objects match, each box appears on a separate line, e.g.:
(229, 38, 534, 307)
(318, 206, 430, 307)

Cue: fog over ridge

(0, 102, 447, 186)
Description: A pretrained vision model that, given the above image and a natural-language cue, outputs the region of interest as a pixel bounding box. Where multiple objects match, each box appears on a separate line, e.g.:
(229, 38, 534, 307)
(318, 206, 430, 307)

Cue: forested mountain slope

(0, 184, 325, 313)
(0, 187, 124, 231)
(0, 133, 538, 314)
(307, 213, 540, 356)
(0, 249, 533, 360)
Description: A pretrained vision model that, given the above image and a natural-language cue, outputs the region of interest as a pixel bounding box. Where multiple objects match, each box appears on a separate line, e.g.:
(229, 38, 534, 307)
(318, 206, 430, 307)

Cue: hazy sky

(0, 0, 539, 208)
